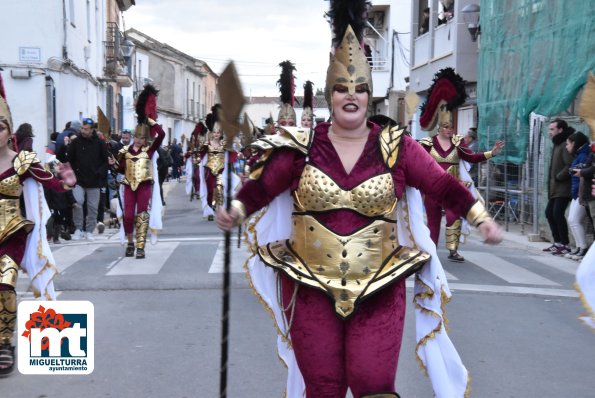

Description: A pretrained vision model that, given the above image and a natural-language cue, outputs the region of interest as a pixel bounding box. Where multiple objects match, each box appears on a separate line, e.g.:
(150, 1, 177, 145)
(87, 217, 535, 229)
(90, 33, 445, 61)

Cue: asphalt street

(2, 180, 594, 398)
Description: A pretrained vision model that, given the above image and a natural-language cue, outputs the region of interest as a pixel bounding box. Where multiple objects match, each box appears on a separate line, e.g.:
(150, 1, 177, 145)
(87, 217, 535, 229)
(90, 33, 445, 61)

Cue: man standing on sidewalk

(64, 117, 109, 240)
(543, 119, 574, 255)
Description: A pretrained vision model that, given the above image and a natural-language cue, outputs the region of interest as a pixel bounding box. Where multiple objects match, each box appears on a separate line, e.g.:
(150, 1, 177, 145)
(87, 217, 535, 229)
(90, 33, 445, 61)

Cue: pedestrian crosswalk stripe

(528, 255, 578, 275)
(53, 244, 100, 272)
(408, 281, 577, 298)
(208, 242, 251, 273)
(463, 251, 560, 286)
(106, 242, 179, 276)
(444, 270, 459, 280)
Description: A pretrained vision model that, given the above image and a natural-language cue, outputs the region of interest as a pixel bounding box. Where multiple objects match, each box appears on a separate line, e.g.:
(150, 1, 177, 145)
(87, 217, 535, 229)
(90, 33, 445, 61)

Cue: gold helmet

(277, 60, 296, 126)
(0, 70, 12, 134)
(419, 67, 467, 132)
(324, 1, 372, 108)
(301, 80, 314, 127)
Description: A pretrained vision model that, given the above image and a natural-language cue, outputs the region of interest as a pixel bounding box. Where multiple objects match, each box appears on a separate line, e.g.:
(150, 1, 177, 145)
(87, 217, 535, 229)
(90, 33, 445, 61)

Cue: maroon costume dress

(419, 135, 491, 249)
(235, 122, 479, 397)
(116, 125, 165, 249)
(1, 151, 68, 363)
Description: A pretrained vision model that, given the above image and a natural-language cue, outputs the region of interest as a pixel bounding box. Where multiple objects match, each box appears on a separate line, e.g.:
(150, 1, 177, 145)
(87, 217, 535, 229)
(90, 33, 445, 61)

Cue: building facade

(0, 0, 135, 156)
(121, 29, 218, 145)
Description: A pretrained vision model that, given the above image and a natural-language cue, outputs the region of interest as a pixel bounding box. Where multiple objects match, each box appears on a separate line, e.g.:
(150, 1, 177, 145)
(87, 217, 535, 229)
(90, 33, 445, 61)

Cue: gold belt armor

(0, 198, 34, 243)
(0, 174, 22, 197)
(123, 151, 153, 191)
(206, 150, 225, 175)
(259, 215, 429, 318)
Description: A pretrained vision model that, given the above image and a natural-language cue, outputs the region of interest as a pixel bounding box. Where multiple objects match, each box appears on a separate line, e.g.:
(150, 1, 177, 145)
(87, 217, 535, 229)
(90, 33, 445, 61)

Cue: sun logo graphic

(18, 301, 94, 375)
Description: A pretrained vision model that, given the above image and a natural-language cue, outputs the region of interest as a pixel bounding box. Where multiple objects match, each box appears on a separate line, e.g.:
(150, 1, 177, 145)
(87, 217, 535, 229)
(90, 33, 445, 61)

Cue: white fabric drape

(21, 179, 58, 300)
(199, 152, 240, 218)
(576, 243, 595, 329)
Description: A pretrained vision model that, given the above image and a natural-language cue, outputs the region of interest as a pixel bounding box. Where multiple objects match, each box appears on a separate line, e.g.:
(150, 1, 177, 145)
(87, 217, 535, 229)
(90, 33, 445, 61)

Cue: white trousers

(567, 198, 587, 249)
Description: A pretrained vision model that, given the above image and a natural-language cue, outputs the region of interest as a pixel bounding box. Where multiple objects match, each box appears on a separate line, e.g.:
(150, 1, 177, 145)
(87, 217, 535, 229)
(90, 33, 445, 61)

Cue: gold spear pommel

(217, 62, 246, 150)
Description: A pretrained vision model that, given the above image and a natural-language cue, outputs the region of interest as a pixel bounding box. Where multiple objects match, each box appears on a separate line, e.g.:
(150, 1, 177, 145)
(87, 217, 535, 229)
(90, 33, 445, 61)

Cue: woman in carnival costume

(185, 122, 207, 201)
(0, 71, 76, 375)
(301, 80, 315, 129)
(198, 105, 239, 221)
(417, 68, 504, 263)
(217, 1, 502, 397)
(111, 84, 164, 259)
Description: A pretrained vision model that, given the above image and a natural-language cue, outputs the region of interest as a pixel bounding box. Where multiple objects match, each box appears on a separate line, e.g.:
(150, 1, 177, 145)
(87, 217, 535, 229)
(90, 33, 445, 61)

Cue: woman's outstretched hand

(478, 220, 503, 244)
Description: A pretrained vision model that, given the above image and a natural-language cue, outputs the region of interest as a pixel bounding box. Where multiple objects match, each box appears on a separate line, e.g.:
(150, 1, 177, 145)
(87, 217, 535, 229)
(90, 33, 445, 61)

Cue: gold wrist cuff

(466, 200, 493, 227)
(484, 151, 493, 159)
(231, 200, 246, 224)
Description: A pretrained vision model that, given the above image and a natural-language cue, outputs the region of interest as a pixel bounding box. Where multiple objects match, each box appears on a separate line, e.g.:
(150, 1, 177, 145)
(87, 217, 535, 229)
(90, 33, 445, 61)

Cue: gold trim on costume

(205, 146, 226, 175)
(445, 219, 462, 251)
(135, 211, 150, 250)
(250, 126, 313, 155)
(14, 151, 40, 176)
(0, 174, 22, 197)
(258, 215, 429, 318)
(379, 124, 406, 169)
(429, 144, 460, 165)
(466, 200, 492, 227)
(484, 150, 493, 159)
(0, 255, 19, 288)
(0, 198, 34, 243)
(122, 149, 153, 191)
(0, 289, 17, 344)
(293, 164, 396, 217)
(230, 200, 246, 223)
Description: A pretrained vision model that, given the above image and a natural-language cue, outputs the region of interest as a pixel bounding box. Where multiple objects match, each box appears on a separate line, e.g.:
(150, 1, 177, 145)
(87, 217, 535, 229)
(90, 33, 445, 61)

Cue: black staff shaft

(219, 157, 233, 398)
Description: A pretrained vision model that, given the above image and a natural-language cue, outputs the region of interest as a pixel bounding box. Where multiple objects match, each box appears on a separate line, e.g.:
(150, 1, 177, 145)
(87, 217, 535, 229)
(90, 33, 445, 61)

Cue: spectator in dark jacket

(576, 150, 595, 223)
(564, 132, 590, 259)
(543, 119, 574, 255)
(63, 117, 109, 241)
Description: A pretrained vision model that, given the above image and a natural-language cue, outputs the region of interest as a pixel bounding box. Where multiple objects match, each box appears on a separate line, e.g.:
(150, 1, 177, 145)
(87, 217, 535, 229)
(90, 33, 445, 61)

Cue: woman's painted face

(0, 121, 10, 149)
(439, 124, 455, 138)
(134, 136, 146, 147)
(301, 115, 313, 128)
(212, 130, 222, 141)
(278, 117, 295, 127)
(566, 139, 574, 154)
(331, 83, 369, 127)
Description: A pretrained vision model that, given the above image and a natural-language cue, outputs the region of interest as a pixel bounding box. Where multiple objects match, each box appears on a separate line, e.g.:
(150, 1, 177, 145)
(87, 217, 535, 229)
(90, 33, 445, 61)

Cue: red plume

(419, 68, 467, 130)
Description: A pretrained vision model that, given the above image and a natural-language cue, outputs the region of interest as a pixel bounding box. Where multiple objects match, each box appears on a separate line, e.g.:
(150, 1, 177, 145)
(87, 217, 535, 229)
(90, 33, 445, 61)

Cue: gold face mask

(325, 25, 373, 108)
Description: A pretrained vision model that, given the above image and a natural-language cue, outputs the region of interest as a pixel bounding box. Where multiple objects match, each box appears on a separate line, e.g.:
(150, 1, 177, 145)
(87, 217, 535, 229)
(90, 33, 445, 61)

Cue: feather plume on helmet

(324, 0, 372, 108)
(419, 67, 467, 131)
(277, 60, 296, 126)
(301, 80, 314, 127)
(134, 84, 159, 139)
(204, 104, 223, 143)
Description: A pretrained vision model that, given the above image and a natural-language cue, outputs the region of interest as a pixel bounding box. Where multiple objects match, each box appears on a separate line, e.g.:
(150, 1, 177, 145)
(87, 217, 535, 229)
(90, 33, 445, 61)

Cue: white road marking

(405, 280, 577, 298)
(107, 242, 179, 276)
(208, 242, 252, 273)
(528, 255, 578, 275)
(53, 244, 100, 272)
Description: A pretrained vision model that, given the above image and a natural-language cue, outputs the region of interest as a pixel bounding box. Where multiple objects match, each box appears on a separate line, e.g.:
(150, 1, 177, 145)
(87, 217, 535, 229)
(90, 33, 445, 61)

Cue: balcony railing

(104, 22, 132, 86)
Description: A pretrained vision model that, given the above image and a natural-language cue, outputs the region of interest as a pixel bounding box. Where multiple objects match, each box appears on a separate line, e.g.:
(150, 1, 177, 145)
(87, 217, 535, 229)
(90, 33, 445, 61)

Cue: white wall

(0, 0, 107, 154)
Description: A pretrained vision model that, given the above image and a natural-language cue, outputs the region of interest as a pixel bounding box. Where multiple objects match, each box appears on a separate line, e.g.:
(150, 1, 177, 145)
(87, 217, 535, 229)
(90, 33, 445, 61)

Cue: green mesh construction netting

(477, 0, 595, 164)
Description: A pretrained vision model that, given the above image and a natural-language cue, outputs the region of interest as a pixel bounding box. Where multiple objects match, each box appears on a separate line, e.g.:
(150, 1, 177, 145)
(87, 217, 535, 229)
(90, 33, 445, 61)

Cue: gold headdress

(419, 67, 467, 131)
(301, 80, 314, 126)
(0, 70, 12, 134)
(277, 60, 296, 126)
(325, 0, 372, 107)
(134, 84, 159, 139)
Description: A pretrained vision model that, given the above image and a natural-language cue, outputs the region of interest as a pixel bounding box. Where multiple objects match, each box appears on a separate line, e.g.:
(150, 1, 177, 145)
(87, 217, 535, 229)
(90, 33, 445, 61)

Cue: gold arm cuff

(231, 200, 246, 224)
(61, 182, 73, 191)
(484, 151, 493, 159)
(466, 200, 493, 227)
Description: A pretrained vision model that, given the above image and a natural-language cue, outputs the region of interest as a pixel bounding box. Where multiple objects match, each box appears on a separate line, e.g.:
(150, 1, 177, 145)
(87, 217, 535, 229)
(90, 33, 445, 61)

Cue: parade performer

(112, 84, 164, 259)
(217, 2, 502, 396)
(575, 71, 595, 330)
(418, 68, 504, 262)
(0, 73, 76, 375)
(300, 80, 314, 128)
(185, 122, 207, 200)
(198, 106, 239, 220)
(277, 60, 297, 128)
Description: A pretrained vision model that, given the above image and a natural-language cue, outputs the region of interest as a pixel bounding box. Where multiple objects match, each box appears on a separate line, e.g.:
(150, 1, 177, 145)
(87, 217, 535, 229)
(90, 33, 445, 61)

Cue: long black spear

(217, 62, 245, 398)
